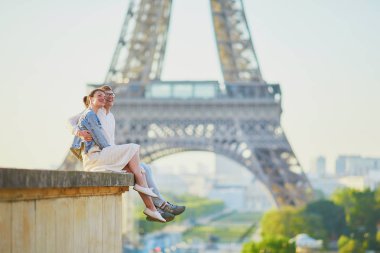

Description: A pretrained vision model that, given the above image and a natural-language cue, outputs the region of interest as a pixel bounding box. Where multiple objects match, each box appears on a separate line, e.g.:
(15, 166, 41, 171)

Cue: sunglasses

(105, 92, 115, 97)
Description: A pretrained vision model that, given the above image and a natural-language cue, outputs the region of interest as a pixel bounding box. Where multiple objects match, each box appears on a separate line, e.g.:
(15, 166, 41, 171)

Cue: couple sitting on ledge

(68, 86, 185, 223)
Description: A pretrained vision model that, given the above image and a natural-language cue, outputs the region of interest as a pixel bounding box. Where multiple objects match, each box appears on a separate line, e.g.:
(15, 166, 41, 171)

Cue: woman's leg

(137, 192, 156, 210)
(126, 152, 149, 188)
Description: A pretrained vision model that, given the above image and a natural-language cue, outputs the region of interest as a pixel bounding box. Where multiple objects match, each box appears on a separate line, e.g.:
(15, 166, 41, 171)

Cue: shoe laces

(166, 202, 176, 208)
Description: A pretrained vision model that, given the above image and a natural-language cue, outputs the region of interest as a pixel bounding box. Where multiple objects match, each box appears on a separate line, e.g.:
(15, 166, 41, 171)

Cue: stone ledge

(0, 168, 134, 189)
(0, 186, 130, 201)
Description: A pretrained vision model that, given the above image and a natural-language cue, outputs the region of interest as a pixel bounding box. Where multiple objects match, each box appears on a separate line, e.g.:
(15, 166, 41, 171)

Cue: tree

(332, 188, 380, 250)
(242, 236, 295, 253)
(261, 207, 326, 240)
(338, 235, 367, 253)
(304, 199, 347, 241)
(375, 186, 380, 206)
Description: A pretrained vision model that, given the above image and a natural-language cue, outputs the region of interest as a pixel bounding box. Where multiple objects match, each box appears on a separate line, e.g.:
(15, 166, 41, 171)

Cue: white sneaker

(143, 208, 166, 223)
(133, 184, 158, 198)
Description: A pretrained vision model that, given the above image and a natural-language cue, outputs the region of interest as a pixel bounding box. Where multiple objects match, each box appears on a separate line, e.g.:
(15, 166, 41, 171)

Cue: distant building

(335, 155, 380, 176)
(308, 174, 368, 197)
(311, 156, 326, 176)
(208, 185, 246, 210)
(307, 155, 380, 193)
(245, 180, 276, 211)
(213, 155, 276, 211)
(207, 180, 276, 211)
(365, 169, 380, 190)
(306, 155, 380, 196)
(316, 156, 326, 175)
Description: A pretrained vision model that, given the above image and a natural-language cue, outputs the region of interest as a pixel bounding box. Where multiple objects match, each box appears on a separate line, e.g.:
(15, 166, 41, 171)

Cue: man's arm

(67, 112, 92, 141)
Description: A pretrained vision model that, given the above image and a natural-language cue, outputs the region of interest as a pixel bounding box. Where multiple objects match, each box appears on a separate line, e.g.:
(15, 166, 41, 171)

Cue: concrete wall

(0, 168, 134, 253)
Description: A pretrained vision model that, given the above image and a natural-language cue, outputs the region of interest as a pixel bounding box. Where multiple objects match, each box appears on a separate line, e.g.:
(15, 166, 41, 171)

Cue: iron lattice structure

(60, 0, 313, 207)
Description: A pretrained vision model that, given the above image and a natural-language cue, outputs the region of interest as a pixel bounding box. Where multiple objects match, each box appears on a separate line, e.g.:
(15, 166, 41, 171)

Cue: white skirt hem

(82, 143, 140, 172)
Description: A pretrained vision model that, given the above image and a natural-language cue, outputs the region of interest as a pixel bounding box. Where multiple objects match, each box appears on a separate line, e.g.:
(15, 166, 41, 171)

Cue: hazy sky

(0, 0, 379, 171)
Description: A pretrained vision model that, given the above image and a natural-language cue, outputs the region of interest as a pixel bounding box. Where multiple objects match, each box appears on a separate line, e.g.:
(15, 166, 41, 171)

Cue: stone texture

(0, 168, 134, 189)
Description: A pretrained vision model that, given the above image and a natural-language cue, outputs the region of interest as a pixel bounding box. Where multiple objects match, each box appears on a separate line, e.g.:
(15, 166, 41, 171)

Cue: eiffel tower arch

(60, 0, 313, 207)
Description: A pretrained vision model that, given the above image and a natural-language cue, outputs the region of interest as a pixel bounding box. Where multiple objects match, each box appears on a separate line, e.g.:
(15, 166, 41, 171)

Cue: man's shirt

(97, 108, 115, 145)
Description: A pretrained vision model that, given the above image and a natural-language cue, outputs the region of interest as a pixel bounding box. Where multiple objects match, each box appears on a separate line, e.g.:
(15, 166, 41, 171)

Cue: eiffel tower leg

(252, 147, 313, 207)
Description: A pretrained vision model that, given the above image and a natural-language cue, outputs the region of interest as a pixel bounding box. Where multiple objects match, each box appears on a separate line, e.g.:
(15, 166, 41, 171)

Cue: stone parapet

(0, 168, 134, 253)
(0, 168, 133, 189)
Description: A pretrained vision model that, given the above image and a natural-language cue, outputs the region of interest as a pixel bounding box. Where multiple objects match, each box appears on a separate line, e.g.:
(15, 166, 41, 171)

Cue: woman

(71, 88, 166, 222)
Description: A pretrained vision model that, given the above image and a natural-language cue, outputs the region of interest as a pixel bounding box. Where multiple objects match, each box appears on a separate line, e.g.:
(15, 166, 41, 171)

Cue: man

(69, 85, 185, 222)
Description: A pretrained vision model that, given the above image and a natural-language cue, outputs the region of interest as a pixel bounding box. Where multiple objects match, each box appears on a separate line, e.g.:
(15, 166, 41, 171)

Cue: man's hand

(77, 130, 93, 142)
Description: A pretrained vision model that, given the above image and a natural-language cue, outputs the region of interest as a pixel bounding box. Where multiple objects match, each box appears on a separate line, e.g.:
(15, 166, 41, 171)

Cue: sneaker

(133, 184, 158, 198)
(143, 208, 166, 223)
(146, 209, 175, 223)
(160, 202, 186, 216)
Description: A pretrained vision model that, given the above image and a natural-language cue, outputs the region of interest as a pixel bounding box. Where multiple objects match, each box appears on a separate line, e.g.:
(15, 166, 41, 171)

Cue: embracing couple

(68, 85, 185, 223)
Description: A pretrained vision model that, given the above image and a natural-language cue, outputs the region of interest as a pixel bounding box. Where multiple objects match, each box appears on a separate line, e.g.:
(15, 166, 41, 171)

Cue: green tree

(338, 235, 367, 253)
(304, 199, 347, 241)
(332, 188, 380, 250)
(261, 207, 326, 240)
(241, 236, 295, 253)
(375, 186, 380, 206)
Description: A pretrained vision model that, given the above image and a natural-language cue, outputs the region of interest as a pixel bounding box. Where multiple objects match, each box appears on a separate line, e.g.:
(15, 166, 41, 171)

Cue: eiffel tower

(60, 0, 313, 207)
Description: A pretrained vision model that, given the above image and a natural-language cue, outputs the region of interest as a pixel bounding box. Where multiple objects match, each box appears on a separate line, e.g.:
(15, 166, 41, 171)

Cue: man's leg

(140, 163, 166, 206)
(140, 163, 186, 216)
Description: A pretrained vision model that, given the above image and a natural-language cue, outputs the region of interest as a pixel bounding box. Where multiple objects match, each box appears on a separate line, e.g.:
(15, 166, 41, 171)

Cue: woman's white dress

(82, 109, 139, 172)
(82, 144, 139, 172)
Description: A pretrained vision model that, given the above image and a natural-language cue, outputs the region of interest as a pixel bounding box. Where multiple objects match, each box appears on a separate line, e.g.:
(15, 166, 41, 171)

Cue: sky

(0, 0, 379, 171)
